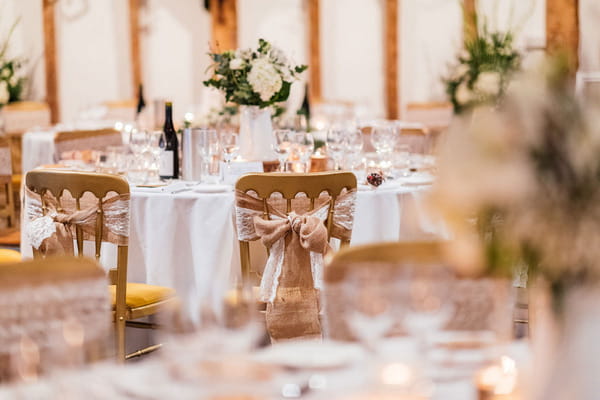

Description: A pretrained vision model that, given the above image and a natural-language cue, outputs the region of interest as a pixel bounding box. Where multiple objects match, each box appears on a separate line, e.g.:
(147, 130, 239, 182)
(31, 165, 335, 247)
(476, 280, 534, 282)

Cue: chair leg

(115, 317, 126, 362)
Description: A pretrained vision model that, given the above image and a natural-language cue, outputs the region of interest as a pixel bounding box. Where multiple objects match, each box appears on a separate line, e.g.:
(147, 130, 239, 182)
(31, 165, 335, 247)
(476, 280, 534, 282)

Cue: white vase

(531, 285, 600, 400)
(238, 105, 275, 161)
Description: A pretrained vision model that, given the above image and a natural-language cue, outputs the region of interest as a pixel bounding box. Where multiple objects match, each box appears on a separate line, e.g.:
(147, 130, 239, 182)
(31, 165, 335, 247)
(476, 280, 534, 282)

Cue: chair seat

(110, 283, 175, 309)
(0, 230, 20, 246)
(0, 249, 21, 263)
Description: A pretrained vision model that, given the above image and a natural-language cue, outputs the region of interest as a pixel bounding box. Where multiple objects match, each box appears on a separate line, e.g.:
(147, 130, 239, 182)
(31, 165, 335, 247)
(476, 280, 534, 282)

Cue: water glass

(293, 131, 314, 173)
(326, 129, 345, 170)
(197, 129, 220, 183)
(147, 131, 165, 182)
(272, 129, 293, 172)
(129, 129, 149, 156)
(220, 131, 239, 170)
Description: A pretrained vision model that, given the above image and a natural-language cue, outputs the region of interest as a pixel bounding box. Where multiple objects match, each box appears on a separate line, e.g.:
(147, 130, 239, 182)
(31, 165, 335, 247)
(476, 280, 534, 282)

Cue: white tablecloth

(21, 181, 446, 321)
(21, 121, 116, 173)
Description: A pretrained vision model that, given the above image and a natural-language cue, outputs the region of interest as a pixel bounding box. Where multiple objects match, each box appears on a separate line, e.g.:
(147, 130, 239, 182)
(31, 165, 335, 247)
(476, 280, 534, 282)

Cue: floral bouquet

(0, 20, 26, 108)
(444, 24, 521, 114)
(435, 56, 600, 296)
(203, 39, 307, 107)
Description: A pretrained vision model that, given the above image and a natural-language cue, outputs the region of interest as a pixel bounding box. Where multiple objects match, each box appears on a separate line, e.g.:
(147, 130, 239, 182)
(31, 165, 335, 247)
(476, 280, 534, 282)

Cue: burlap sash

(25, 187, 129, 256)
(235, 189, 356, 341)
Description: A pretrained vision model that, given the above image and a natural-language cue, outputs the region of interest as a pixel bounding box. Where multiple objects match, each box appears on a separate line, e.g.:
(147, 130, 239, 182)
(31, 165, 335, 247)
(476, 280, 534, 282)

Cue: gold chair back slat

(0, 137, 15, 227)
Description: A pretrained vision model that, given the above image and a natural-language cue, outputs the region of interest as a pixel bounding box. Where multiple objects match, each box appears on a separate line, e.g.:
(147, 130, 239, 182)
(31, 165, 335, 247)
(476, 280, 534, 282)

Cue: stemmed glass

(220, 131, 239, 172)
(371, 125, 396, 176)
(272, 129, 293, 172)
(343, 129, 364, 171)
(196, 129, 220, 183)
(147, 131, 165, 183)
(294, 131, 314, 173)
(326, 129, 345, 170)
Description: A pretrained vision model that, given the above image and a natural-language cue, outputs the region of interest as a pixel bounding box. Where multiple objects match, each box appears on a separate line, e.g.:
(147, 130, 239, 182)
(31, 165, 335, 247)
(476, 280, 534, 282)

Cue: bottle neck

(164, 105, 174, 132)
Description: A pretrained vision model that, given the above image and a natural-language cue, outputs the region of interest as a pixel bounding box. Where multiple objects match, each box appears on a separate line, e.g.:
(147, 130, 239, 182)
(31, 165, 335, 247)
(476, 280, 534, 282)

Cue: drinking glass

(326, 129, 345, 170)
(294, 132, 314, 173)
(394, 143, 412, 177)
(371, 125, 396, 155)
(345, 129, 364, 154)
(147, 131, 165, 182)
(129, 129, 149, 156)
(272, 129, 292, 172)
(220, 131, 239, 170)
(197, 129, 220, 183)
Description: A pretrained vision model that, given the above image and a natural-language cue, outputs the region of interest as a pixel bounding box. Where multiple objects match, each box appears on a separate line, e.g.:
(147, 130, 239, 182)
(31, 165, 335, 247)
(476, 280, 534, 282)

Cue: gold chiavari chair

(0, 256, 108, 382)
(25, 170, 177, 361)
(324, 241, 514, 341)
(54, 128, 123, 161)
(235, 172, 357, 340)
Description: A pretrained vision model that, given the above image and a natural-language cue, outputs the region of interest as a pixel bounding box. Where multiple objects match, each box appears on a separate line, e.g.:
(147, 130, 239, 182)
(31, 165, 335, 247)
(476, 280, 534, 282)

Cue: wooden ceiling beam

(307, 0, 322, 104)
(210, 0, 237, 51)
(546, 0, 579, 73)
(129, 0, 142, 94)
(384, 0, 399, 119)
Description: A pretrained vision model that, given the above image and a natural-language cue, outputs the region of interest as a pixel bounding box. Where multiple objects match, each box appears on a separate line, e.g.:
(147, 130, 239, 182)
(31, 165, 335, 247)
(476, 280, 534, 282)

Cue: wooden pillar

(307, 0, 322, 104)
(42, 0, 59, 123)
(129, 0, 142, 94)
(546, 0, 579, 73)
(384, 0, 399, 119)
(210, 0, 237, 51)
(463, 0, 477, 41)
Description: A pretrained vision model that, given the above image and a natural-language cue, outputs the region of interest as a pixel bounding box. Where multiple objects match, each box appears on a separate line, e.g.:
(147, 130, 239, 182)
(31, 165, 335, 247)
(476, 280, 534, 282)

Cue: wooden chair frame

(25, 169, 173, 361)
(235, 171, 357, 284)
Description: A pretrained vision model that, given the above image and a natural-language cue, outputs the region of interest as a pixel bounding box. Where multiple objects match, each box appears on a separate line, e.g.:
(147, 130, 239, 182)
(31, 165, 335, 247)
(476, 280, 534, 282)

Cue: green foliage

(445, 24, 521, 114)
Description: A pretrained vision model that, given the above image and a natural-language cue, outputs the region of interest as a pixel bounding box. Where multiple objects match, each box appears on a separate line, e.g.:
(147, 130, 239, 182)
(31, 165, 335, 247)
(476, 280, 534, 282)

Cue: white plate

(193, 184, 232, 193)
(252, 340, 365, 370)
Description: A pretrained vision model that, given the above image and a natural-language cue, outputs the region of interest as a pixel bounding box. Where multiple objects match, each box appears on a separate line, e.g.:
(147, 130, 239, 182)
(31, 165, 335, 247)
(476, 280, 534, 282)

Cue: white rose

(0, 81, 9, 105)
(474, 71, 502, 96)
(235, 48, 252, 60)
(229, 58, 244, 70)
(269, 47, 287, 65)
(247, 57, 283, 102)
(455, 81, 473, 106)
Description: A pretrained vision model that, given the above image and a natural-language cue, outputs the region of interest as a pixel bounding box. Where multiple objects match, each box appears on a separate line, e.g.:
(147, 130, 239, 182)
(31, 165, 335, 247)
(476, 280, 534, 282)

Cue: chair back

(235, 172, 357, 283)
(25, 170, 130, 325)
(54, 128, 123, 160)
(0, 256, 109, 382)
(324, 241, 513, 341)
(0, 137, 15, 227)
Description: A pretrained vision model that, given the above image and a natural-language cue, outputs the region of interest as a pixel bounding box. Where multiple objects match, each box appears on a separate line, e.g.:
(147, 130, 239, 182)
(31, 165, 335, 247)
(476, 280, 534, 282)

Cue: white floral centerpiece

(204, 39, 307, 160)
(444, 25, 520, 114)
(0, 20, 26, 109)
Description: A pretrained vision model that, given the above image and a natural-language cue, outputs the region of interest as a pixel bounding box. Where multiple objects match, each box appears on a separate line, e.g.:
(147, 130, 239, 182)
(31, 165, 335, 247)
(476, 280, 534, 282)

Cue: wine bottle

(159, 102, 179, 179)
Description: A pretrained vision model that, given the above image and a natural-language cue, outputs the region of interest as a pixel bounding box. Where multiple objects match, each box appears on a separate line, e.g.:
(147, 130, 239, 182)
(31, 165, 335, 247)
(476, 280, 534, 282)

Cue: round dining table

(21, 178, 446, 321)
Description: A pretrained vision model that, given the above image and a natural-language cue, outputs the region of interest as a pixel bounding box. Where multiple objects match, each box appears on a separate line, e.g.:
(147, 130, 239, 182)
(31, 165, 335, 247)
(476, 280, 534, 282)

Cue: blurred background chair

(0, 256, 109, 383)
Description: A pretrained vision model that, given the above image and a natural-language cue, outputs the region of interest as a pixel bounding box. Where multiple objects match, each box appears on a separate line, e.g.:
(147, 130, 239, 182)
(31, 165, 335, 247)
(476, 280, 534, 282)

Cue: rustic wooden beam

(307, 0, 322, 104)
(210, 0, 237, 51)
(546, 0, 579, 73)
(42, 0, 59, 123)
(463, 0, 477, 41)
(384, 0, 399, 119)
(129, 0, 142, 94)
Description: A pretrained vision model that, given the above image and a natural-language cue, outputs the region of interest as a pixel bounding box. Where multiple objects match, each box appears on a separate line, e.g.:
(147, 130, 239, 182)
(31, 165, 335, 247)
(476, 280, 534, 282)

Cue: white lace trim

(26, 215, 57, 250)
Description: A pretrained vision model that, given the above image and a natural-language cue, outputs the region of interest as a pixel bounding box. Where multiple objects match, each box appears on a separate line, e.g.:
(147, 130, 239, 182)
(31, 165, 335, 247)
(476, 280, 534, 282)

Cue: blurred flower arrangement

(203, 39, 307, 108)
(445, 23, 521, 114)
(436, 56, 600, 304)
(0, 19, 26, 108)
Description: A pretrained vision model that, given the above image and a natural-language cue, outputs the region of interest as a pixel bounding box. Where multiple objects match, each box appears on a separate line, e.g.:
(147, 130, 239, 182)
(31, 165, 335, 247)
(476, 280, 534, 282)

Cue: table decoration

(204, 39, 307, 161)
(435, 56, 600, 398)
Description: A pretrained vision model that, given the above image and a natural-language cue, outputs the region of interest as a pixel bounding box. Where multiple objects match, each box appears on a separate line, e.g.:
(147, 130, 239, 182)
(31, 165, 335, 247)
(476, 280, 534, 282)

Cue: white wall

(580, 0, 600, 73)
(0, 0, 45, 101)
(140, 0, 212, 122)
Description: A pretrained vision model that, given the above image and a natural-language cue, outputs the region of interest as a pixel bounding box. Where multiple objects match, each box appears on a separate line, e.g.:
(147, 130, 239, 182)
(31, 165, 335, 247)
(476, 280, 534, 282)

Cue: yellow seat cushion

(0, 249, 21, 263)
(110, 283, 175, 309)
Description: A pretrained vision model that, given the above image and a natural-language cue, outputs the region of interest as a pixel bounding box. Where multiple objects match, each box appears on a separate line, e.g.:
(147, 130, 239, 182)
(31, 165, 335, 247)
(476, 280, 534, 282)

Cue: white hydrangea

(474, 71, 502, 96)
(0, 81, 9, 105)
(248, 57, 282, 102)
(229, 58, 244, 70)
(455, 81, 473, 106)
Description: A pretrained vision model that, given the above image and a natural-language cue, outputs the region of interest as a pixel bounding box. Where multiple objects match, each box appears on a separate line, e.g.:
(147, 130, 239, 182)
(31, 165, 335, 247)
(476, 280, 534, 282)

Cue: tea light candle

(310, 152, 328, 172)
(476, 356, 520, 400)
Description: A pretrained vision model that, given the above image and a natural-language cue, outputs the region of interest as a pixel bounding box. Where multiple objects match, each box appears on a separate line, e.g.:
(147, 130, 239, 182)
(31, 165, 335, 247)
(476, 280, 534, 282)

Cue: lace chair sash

(25, 187, 130, 255)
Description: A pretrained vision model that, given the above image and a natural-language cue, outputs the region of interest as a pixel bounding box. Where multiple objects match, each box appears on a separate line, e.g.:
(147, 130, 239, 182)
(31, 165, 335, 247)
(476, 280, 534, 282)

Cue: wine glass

(272, 129, 292, 172)
(371, 125, 395, 155)
(220, 131, 239, 170)
(294, 131, 314, 173)
(129, 129, 149, 156)
(326, 129, 345, 170)
(345, 129, 364, 154)
(147, 131, 165, 182)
